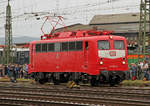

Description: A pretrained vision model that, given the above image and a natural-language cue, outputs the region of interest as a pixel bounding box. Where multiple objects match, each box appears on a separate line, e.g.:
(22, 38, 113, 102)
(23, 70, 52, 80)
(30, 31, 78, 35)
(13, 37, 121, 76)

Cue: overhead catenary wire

(0, 0, 140, 37)
(1, 0, 139, 21)
(0, 3, 139, 29)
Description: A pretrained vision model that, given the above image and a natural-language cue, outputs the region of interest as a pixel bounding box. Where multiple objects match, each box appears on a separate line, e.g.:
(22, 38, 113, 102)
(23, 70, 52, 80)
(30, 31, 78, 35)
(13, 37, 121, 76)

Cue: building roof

(89, 13, 140, 25)
(56, 13, 149, 33)
(15, 43, 29, 48)
(56, 22, 140, 33)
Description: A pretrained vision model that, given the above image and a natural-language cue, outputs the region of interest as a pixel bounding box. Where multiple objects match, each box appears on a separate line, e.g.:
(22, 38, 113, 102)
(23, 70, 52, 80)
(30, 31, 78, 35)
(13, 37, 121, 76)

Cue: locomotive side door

(55, 43, 61, 71)
(83, 41, 89, 68)
(30, 44, 35, 71)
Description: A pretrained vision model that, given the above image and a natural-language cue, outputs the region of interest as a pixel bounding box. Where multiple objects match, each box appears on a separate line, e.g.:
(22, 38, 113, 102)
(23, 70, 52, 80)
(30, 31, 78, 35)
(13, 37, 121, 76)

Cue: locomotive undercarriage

(31, 71, 126, 86)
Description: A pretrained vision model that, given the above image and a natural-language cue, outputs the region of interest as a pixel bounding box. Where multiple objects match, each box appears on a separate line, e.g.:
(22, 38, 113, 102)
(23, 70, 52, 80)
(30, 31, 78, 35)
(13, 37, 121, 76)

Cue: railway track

(0, 90, 149, 106)
(0, 87, 150, 100)
(0, 82, 149, 106)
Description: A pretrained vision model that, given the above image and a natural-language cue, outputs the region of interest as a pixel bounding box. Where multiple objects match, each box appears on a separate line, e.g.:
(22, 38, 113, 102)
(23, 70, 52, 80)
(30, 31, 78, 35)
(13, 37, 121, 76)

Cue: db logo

(109, 51, 116, 56)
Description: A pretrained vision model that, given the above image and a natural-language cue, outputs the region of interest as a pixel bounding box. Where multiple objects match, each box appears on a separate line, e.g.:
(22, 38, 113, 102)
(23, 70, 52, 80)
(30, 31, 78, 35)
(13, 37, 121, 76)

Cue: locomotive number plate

(109, 51, 116, 56)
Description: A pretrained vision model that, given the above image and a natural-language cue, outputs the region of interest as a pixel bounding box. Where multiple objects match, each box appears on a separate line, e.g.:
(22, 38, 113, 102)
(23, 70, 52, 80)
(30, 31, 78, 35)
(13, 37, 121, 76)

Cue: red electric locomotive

(29, 30, 128, 86)
(28, 16, 128, 86)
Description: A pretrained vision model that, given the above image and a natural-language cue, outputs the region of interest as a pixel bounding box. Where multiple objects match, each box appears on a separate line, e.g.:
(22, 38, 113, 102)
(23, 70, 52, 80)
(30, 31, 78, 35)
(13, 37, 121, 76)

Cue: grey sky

(0, 0, 140, 38)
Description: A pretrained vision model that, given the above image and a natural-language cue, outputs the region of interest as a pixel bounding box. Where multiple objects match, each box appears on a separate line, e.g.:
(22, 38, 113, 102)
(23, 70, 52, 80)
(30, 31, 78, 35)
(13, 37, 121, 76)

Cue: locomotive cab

(96, 35, 128, 86)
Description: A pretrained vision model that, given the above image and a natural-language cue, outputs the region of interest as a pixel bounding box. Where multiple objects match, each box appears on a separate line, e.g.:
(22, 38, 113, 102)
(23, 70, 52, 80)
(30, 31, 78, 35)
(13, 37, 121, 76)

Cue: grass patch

(0, 77, 35, 83)
(17, 78, 35, 84)
(17, 78, 33, 82)
(121, 80, 150, 87)
(0, 77, 10, 82)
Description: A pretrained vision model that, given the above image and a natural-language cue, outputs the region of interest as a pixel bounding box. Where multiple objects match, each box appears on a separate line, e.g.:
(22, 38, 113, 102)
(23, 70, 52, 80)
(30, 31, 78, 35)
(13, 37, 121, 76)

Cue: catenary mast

(4, 0, 12, 64)
(138, 0, 150, 61)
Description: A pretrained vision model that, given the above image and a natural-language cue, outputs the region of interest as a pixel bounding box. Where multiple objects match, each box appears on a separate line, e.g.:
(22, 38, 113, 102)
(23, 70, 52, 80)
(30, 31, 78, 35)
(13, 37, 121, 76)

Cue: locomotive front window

(97, 40, 110, 50)
(114, 40, 125, 50)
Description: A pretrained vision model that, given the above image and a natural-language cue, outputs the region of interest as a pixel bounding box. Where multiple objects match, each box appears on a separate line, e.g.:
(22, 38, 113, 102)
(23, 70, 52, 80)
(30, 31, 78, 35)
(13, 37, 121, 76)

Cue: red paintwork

(28, 30, 128, 75)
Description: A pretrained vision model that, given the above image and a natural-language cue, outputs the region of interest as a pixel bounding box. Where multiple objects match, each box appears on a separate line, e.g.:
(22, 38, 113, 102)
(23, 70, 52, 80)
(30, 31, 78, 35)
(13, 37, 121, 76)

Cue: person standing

(143, 60, 149, 80)
(147, 61, 150, 80)
(20, 65, 24, 78)
(0, 64, 3, 77)
(131, 63, 137, 80)
(137, 61, 143, 80)
(15, 64, 20, 79)
(4, 65, 8, 77)
(25, 64, 28, 79)
(9, 64, 17, 83)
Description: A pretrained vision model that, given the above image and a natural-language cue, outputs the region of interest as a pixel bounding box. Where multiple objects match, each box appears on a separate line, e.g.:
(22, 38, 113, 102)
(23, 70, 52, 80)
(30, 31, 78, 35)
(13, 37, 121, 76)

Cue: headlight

(122, 61, 125, 64)
(109, 36, 113, 39)
(100, 61, 103, 64)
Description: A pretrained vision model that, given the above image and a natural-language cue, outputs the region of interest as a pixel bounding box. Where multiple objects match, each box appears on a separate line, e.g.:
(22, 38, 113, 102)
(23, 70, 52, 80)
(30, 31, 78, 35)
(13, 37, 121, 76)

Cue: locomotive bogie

(30, 70, 126, 86)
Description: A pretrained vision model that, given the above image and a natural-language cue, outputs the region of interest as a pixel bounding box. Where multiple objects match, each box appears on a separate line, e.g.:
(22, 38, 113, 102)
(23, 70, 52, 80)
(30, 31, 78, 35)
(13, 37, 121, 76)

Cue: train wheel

(109, 76, 115, 86)
(99, 75, 106, 84)
(54, 80, 60, 85)
(110, 83, 115, 86)
(35, 72, 47, 84)
(52, 73, 60, 85)
(53, 78, 60, 85)
(115, 76, 121, 84)
(38, 79, 45, 84)
(90, 76, 97, 86)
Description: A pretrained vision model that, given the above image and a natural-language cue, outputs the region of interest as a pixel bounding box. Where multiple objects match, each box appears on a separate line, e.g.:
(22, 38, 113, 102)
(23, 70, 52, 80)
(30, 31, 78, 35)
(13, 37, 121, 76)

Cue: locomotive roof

(30, 33, 125, 44)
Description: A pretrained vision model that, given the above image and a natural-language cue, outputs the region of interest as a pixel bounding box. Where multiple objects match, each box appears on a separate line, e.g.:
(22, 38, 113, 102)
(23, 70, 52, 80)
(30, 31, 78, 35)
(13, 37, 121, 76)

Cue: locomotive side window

(42, 43, 47, 52)
(114, 40, 125, 50)
(69, 42, 76, 51)
(36, 41, 83, 52)
(62, 42, 68, 51)
(48, 43, 54, 52)
(97, 40, 110, 50)
(36, 44, 41, 52)
(55, 43, 61, 52)
(76, 41, 83, 50)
